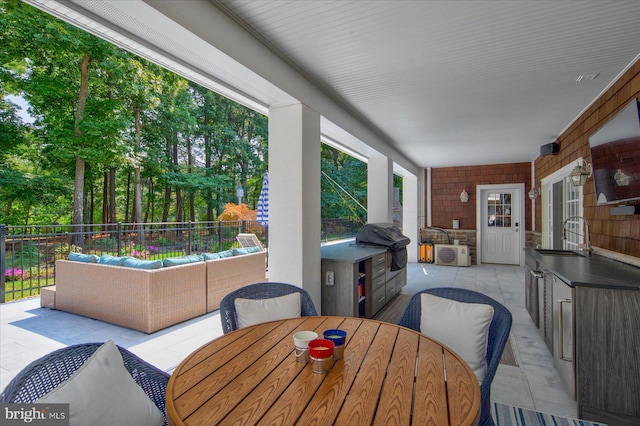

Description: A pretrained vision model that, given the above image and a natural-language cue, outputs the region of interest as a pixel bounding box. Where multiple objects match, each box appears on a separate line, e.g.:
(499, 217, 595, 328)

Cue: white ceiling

(28, 0, 640, 169)
(213, 0, 640, 168)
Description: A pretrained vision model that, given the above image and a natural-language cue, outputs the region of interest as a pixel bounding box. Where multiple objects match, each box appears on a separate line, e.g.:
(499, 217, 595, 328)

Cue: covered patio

(1, 262, 577, 421)
(3, 1, 638, 424)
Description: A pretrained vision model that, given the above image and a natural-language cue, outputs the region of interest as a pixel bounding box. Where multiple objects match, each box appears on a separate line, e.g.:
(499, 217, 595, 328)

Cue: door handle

(530, 270, 544, 279)
(558, 298, 572, 362)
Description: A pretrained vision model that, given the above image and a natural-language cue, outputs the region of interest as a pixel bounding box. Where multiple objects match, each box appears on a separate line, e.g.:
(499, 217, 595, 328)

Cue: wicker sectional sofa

(205, 250, 267, 312)
(51, 250, 266, 333)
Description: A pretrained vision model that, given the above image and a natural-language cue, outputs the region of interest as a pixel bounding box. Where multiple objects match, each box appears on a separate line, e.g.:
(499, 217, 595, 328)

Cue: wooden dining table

(166, 316, 480, 426)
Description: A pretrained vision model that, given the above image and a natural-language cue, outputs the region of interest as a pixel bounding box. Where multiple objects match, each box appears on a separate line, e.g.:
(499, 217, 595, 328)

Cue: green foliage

(10, 241, 42, 266)
(321, 144, 367, 222)
(54, 243, 82, 260)
(0, 97, 28, 152)
(0, 1, 359, 228)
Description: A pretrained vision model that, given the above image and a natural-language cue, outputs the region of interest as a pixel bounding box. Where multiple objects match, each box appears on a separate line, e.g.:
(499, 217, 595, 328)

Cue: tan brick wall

(534, 58, 640, 257)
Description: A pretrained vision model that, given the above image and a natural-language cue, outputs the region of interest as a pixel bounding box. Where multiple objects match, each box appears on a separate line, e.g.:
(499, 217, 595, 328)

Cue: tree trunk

(144, 177, 154, 223)
(72, 54, 91, 247)
(24, 202, 31, 227)
(109, 167, 117, 224)
(161, 143, 172, 223)
(172, 139, 182, 229)
(102, 171, 109, 230)
(187, 136, 195, 222)
(175, 188, 183, 223)
(72, 157, 85, 247)
(133, 107, 143, 242)
(204, 124, 214, 222)
(161, 185, 171, 223)
(88, 179, 94, 225)
(125, 171, 131, 223)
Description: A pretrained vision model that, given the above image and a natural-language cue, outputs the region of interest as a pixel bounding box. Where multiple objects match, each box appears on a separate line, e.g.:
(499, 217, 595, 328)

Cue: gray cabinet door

(576, 287, 640, 425)
(552, 275, 574, 398)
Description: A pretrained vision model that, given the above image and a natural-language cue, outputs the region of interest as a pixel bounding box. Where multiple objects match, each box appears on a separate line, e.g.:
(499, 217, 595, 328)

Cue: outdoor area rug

(372, 294, 412, 323)
(493, 403, 608, 426)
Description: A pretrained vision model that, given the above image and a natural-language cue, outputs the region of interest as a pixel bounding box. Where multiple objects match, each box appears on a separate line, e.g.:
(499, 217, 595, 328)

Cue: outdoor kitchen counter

(525, 248, 640, 291)
(525, 247, 640, 425)
(320, 240, 387, 262)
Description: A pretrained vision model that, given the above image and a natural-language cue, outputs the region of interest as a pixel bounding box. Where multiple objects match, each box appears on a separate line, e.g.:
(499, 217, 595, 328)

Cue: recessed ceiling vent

(575, 73, 599, 82)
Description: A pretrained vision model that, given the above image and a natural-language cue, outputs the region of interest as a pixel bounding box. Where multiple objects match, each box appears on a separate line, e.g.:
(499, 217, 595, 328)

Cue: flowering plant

(131, 250, 150, 259)
(5, 268, 25, 281)
(147, 245, 159, 253)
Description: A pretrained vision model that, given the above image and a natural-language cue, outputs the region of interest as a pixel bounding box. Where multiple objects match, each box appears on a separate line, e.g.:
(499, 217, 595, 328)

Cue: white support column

(268, 103, 322, 310)
(367, 154, 393, 223)
(402, 174, 419, 263)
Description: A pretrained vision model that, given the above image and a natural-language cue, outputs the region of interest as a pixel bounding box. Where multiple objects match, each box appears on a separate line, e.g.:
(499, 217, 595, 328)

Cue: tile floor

(0, 262, 577, 419)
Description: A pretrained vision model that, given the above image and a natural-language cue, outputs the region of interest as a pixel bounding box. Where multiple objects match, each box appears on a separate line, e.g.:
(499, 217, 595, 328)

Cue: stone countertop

(525, 248, 640, 291)
(321, 240, 387, 262)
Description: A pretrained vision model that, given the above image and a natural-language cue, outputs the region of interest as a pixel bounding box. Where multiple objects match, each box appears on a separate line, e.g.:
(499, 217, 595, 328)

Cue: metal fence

(1, 218, 361, 303)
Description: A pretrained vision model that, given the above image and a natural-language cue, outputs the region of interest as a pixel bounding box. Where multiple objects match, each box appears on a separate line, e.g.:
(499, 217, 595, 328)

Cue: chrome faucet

(562, 215, 592, 255)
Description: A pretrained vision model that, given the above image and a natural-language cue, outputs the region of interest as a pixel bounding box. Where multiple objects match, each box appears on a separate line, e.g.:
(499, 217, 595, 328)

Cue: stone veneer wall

(525, 231, 542, 249)
(420, 229, 541, 265)
(420, 228, 478, 265)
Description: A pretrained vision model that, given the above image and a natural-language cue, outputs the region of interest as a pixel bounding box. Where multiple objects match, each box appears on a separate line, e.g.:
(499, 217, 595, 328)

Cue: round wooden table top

(166, 316, 480, 426)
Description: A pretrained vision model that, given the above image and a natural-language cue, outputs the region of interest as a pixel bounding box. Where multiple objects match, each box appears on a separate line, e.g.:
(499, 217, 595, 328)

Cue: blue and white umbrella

(257, 172, 269, 226)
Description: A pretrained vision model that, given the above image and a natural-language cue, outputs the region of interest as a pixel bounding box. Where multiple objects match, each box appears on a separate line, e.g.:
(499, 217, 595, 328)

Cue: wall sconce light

(460, 189, 469, 202)
(614, 169, 630, 186)
(569, 159, 592, 187)
(528, 187, 540, 200)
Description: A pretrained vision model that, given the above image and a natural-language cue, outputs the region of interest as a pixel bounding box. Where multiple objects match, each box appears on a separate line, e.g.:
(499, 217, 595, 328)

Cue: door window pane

(487, 192, 512, 227)
(563, 177, 584, 250)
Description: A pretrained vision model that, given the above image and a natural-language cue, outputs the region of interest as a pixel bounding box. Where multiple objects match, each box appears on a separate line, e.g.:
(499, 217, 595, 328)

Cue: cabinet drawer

(372, 273, 386, 291)
(386, 281, 397, 300)
(395, 270, 406, 287)
(371, 263, 387, 279)
(371, 253, 387, 276)
(371, 285, 386, 315)
(372, 253, 386, 267)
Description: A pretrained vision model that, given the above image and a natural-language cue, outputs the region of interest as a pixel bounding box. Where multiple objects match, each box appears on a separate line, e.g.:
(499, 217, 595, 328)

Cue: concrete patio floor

(0, 262, 577, 420)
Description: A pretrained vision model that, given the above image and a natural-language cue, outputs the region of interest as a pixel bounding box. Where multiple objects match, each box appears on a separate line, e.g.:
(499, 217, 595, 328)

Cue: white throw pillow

(235, 292, 302, 329)
(420, 293, 494, 382)
(37, 340, 164, 426)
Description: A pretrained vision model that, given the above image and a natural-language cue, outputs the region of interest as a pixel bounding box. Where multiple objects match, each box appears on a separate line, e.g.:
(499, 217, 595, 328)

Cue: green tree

(2, 0, 127, 241)
(1, 0, 273, 228)
(321, 144, 367, 222)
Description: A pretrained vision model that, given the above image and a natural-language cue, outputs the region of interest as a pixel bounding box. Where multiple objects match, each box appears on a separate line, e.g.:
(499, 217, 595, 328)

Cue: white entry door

(480, 187, 522, 265)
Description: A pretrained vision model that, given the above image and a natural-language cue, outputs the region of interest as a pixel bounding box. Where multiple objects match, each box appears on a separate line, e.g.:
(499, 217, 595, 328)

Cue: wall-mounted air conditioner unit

(434, 244, 471, 266)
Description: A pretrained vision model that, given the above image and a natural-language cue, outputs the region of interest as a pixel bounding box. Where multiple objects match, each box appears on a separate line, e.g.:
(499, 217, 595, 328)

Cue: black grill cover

(356, 223, 411, 271)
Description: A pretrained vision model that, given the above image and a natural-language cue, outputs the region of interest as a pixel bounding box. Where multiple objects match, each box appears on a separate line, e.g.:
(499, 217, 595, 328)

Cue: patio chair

(397, 287, 512, 426)
(220, 282, 318, 334)
(0, 342, 170, 426)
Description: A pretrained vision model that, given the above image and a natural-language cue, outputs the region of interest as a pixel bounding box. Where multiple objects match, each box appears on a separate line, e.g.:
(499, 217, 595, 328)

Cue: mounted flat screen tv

(588, 98, 640, 205)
